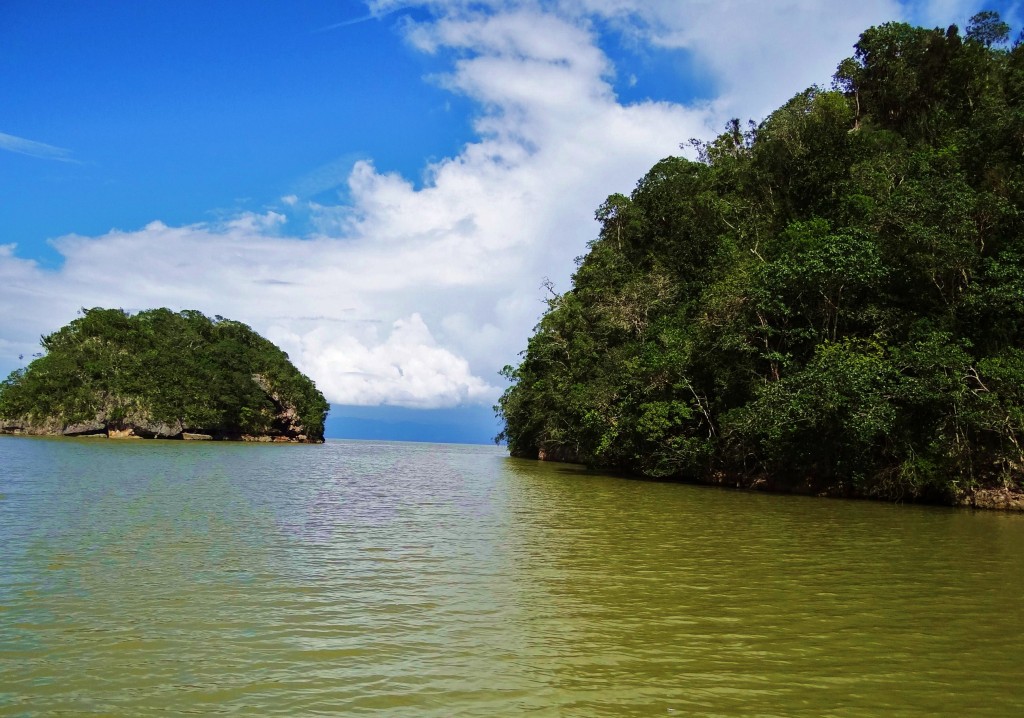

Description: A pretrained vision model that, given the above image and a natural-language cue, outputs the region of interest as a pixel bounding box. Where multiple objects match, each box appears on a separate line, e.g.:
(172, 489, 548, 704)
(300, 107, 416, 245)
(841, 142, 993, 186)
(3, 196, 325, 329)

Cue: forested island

(0, 308, 329, 443)
(497, 13, 1024, 509)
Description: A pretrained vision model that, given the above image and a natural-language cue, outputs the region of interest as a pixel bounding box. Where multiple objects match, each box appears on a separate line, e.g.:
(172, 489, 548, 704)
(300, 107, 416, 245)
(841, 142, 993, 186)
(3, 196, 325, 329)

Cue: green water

(1, 436, 1022, 716)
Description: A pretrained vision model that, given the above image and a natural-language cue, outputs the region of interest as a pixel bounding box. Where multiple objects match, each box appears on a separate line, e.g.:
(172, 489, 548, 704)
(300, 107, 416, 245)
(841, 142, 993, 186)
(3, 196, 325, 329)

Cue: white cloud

(0, 131, 75, 162)
(904, 0, 984, 29)
(559, 0, 904, 118)
(2, 0, 949, 409)
(271, 313, 494, 408)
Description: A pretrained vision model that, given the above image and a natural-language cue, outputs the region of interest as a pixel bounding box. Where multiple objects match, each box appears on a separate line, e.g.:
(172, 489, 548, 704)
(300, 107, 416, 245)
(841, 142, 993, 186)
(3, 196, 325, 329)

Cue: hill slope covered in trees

(497, 13, 1024, 508)
(0, 308, 329, 443)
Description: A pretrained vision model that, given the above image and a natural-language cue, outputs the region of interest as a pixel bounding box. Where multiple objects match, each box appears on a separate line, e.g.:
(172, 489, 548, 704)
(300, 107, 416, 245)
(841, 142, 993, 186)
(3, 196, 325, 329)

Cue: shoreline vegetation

(532, 450, 1024, 511)
(0, 308, 329, 444)
(498, 13, 1024, 511)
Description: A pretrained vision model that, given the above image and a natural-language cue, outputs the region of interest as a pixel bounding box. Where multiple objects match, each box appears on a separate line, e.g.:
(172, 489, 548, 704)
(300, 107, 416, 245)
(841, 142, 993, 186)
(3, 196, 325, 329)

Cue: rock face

(251, 374, 314, 443)
(536, 444, 583, 464)
(0, 377, 320, 443)
(956, 486, 1024, 511)
(62, 420, 107, 437)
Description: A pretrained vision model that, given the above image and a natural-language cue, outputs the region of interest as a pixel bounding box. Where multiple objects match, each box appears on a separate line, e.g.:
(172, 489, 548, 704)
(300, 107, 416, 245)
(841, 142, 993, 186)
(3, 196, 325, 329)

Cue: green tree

(497, 12, 1024, 504)
(0, 308, 329, 442)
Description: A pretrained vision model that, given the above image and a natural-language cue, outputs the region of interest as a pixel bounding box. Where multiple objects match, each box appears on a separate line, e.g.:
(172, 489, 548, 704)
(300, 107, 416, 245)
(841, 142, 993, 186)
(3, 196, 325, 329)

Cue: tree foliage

(0, 308, 329, 441)
(497, 13, 1024, 501)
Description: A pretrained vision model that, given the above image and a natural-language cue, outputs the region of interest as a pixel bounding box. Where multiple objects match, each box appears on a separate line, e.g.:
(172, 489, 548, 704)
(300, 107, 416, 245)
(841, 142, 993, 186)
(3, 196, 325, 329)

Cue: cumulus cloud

(612, 0, 903, 117)
(272, 313, 494, 408)
(374, 0, 904, 117)
(1, 0, 932, 409)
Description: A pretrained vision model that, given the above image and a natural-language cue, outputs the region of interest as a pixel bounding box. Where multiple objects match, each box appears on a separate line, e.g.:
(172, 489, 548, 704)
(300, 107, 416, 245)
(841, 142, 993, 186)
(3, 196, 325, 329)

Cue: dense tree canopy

(497, 14, 1024, 502)
(0, 308, 329, 441)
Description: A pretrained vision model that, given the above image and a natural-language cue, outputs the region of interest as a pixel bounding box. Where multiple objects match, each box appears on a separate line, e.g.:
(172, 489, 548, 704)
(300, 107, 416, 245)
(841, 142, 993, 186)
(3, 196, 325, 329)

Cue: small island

(497, 13, 1024, 510)
(0, 308, 329, 443)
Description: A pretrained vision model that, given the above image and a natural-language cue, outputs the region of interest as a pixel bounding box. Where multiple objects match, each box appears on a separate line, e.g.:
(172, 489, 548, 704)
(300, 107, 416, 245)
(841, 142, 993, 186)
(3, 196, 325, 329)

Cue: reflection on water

(1, 436, 1022, 716)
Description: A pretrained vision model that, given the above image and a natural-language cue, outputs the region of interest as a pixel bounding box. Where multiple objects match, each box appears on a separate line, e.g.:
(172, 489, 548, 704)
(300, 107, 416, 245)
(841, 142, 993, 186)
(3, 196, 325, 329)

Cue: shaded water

(1, 436, 1022, 716)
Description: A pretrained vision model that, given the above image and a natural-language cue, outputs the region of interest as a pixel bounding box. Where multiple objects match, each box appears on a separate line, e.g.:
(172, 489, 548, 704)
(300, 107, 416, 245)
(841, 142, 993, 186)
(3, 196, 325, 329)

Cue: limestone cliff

(0, 373, 319, 442)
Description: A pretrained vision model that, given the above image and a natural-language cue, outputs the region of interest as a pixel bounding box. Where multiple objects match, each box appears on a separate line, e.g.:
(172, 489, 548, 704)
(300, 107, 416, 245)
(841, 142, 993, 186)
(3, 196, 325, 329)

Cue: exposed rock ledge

(0, 371, 323, 443)
(955, 486, 1024, 511)
(0, 414, 319, 444)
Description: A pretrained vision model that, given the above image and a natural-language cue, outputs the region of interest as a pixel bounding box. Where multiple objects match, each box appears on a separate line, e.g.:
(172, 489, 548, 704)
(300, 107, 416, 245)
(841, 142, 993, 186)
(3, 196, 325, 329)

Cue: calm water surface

(1, 436, 1022, 716)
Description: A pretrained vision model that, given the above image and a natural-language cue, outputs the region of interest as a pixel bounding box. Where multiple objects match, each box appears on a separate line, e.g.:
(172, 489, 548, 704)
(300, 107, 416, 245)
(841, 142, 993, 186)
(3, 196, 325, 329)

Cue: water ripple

(1, 437, 1023, 716)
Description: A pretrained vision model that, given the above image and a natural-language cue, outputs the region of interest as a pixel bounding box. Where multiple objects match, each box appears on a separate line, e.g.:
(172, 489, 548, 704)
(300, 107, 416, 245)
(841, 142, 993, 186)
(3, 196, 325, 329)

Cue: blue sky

(2, 0, 1020, 444)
